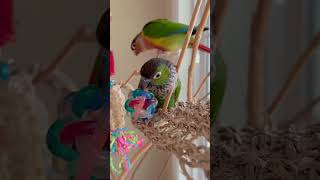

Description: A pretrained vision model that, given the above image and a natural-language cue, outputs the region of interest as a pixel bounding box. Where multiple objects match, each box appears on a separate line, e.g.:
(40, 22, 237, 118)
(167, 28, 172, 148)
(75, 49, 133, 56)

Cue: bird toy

(110, 127, 144, 175)
(0, 61, 10, 80)
(124, 89, 158, 122)
(46, 85, 109, 180)
(110, 83, 145, 176)
(47, 9, 111, 180)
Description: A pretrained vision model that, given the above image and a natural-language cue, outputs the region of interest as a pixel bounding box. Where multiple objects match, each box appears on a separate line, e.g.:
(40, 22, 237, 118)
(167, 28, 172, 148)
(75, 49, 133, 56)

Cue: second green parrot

(138, 58, 181, 109)
(131, 19, 210, 56)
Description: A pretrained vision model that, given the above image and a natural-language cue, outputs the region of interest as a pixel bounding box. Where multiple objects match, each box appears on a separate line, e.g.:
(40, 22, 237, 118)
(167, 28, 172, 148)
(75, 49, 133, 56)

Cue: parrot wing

(211, 49, 227, 126)
(143, 19, 189, 39)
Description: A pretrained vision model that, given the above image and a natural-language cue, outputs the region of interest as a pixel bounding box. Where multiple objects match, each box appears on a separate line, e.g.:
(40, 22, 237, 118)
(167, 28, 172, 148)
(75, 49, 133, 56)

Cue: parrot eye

(131, 43, 136, 50)
(153, 72, 161, 79)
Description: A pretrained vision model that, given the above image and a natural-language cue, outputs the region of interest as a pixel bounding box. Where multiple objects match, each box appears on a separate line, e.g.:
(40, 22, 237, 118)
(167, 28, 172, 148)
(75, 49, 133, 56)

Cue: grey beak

(140, 78, 151, 90)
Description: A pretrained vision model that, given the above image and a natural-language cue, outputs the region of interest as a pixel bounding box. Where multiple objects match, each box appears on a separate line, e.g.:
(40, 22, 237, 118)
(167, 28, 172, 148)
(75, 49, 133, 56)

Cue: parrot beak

(134, 49, 140, 56)
(141, 79, 151, 90)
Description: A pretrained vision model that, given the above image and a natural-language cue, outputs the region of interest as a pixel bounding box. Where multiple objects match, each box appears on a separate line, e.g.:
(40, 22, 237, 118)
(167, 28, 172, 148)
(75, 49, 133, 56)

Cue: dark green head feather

(140, 58, 176, 86)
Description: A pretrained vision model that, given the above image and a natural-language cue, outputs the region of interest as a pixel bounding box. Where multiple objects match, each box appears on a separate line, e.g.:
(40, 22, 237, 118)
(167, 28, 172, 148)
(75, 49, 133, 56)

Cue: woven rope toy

(131, 101, 210, 179)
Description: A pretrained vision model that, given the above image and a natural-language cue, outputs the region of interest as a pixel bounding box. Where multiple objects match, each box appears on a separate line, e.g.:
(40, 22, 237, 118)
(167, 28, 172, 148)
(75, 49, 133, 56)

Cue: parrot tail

(199, 44, 210, 53)
(189, 41, 211, 53)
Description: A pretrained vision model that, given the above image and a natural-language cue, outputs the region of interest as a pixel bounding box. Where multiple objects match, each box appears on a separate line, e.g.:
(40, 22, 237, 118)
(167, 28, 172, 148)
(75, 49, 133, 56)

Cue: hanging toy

(110, 83, 144, 176)
(0, 61, 10, 80)
(124, 89, 158, 122)
(47, 83, 110, 180)
(110, 128, 144, 175)
(47, 9, 111, 180)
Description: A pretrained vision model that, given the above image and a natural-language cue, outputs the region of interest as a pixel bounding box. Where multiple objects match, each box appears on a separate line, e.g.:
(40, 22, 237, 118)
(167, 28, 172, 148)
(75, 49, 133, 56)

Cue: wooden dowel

(188, 0, 211, 102)
(247, 0, 272, 129)
(213, 0, 230, 48)
(199, 92, 210, 102)
(267, 31, 320, 116)
(111, 171, 116, 180)
(163, 0, 203, 112)
(130, 145, 152, 180)
(175, 0, 203, 72)
(120, 70, 139, 88)
(119, 142, 153, 180)
(279, 95, 320, 129)
(32, 26, 93, 84)
(156, 154, 171, 180)
(193, 72, 210, 99)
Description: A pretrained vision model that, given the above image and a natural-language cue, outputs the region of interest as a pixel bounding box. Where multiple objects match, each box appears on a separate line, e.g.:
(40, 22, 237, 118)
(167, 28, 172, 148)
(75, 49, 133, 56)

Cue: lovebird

(138, 58, 181, 109)
(131, 19, 210, 56)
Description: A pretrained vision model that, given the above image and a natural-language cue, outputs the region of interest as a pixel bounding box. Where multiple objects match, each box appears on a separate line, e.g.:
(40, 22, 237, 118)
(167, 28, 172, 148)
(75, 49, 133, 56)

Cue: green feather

(174, 79, 181, 104)
(211, 50, 227, 126)
(156, 79, 181, 109)
(153, 65, 171, 86)
(143, 19, 189, 38)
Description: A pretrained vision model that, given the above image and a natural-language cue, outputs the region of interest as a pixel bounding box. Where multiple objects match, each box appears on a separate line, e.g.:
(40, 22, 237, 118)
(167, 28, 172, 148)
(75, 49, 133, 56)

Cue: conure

(131, 19, 210, 56)
(138, 58, 181, 109)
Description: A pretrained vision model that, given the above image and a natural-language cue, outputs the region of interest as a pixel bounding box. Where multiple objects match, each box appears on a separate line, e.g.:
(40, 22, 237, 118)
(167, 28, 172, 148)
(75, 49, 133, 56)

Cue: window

(170, 0, 210, 179)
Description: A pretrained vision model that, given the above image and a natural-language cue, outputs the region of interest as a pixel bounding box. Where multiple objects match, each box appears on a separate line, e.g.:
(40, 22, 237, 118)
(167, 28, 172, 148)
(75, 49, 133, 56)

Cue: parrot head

(96, 9, 109, 49)
(131, 32, 154, 56)
(131, 33, 143, 56)
(139, 58, 177, 89)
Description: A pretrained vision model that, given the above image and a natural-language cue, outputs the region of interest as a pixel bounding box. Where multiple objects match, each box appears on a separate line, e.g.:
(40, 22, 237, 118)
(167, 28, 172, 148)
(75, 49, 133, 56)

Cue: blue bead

(72, 86, 104, 117)
(110, 80, 115, 88)
(0, 62, 10, 80)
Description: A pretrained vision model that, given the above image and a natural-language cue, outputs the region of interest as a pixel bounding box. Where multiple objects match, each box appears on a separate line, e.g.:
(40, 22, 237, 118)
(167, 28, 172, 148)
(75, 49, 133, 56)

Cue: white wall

(3, 0, 105, 86)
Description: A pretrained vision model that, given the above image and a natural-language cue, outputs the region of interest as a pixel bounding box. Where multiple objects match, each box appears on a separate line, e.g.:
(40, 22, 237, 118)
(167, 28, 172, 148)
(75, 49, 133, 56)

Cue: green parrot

(138, 58, 181, 109)
(131, 19, 210, 56)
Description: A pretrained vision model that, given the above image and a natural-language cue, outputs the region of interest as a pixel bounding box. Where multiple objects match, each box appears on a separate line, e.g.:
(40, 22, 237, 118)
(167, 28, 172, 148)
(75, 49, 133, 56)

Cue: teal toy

(0, 62, 10, 80)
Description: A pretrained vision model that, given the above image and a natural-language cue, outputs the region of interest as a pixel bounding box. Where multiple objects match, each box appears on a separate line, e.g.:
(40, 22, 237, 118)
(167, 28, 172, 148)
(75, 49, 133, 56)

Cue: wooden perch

(267, 32, 320, 117)
(194, 73, 210, 100)
(32, 26, 95, 84)
(188, 0, 211, 102)
(131, 146, 152, 180)
(163, 0, 204, 112)
(119, 142, 153, 180)
(213, 0, 230, 48)
(156, 154, 172, 180)
(199, 92, 210, 102)
(247, 0, 272, 129)
(120, 70, 139, 88)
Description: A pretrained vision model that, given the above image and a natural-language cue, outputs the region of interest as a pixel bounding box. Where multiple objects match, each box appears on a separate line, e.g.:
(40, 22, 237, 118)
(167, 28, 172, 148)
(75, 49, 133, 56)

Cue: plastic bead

(71, 85, 105, 117)
(0, 62, 10, 80)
